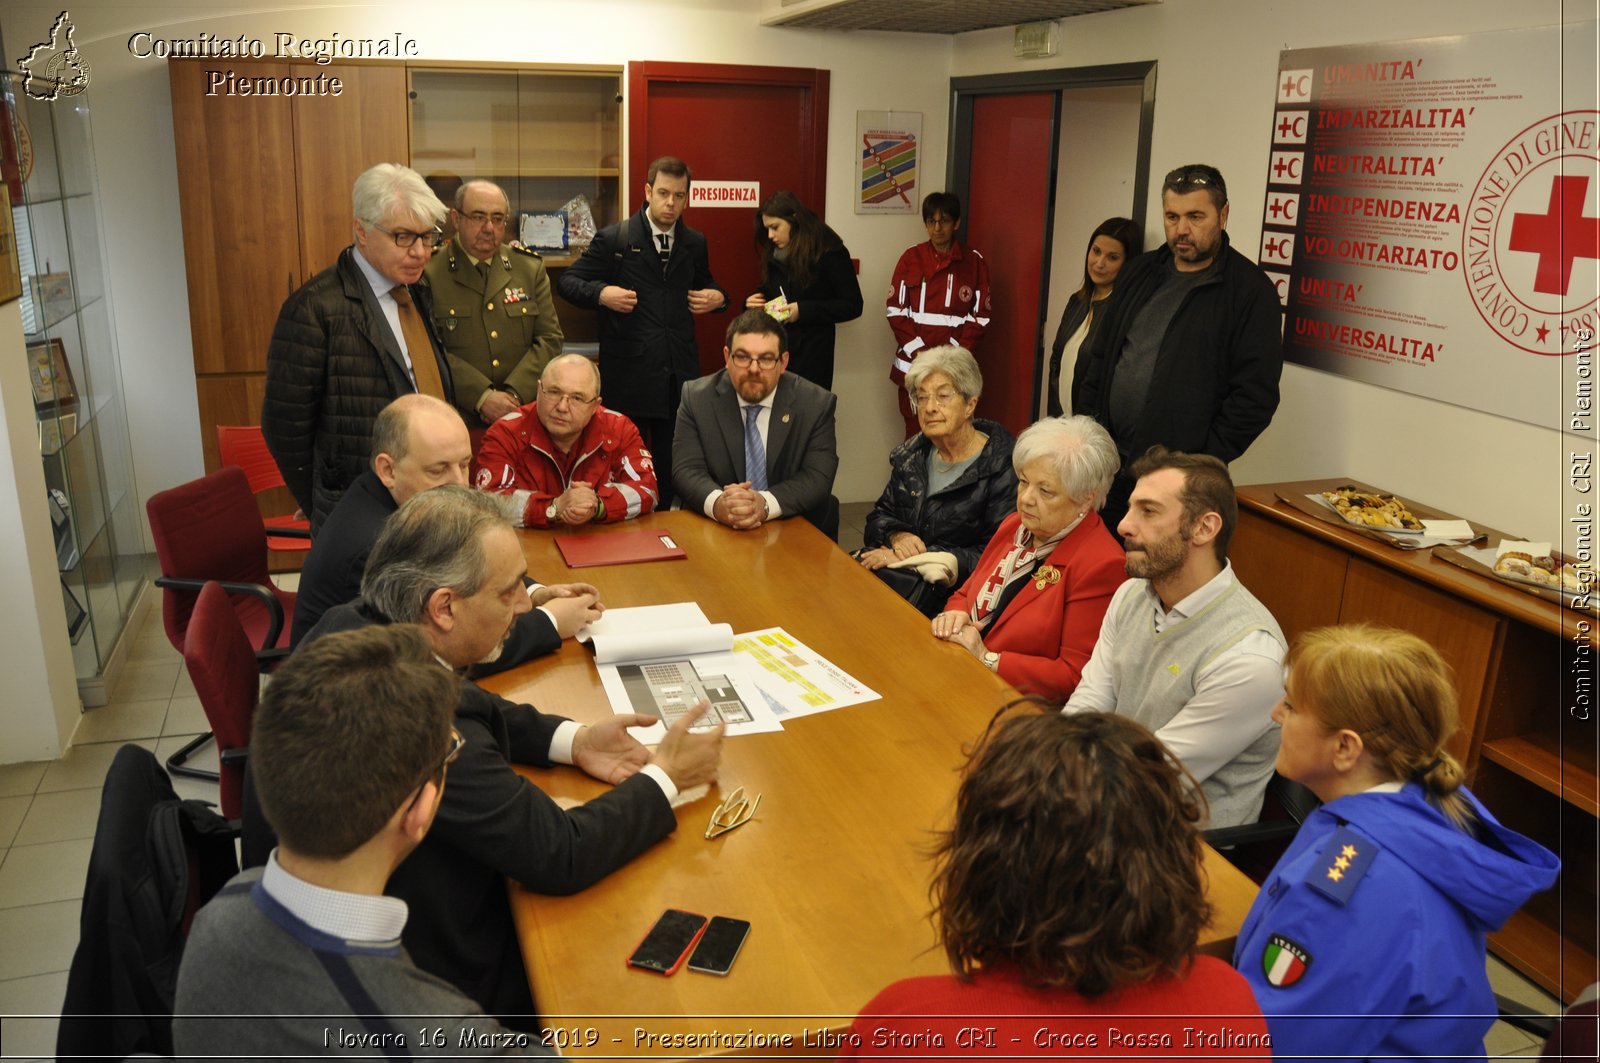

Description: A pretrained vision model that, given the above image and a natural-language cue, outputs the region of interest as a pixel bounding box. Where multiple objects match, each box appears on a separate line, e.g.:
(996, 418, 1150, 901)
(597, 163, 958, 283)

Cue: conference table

(480, 512, 1259, 1057)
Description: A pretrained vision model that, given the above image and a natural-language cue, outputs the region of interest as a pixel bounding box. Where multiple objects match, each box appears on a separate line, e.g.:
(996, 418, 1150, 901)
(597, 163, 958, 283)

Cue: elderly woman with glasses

(930, 416, 1125, 703)
(840, 709, 1269, 1058)
(858, 346, 1016, 617)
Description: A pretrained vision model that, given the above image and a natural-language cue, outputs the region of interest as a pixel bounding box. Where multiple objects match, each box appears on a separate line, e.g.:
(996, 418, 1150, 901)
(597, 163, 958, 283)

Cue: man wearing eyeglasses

(1072, 163, 1283, 535)
(473, 354, 658, 527)
(176, 626, 552, 1055)
(424, 180, 563, 432)
(263, 162, 455, 532)
(673, 309, 840, 540)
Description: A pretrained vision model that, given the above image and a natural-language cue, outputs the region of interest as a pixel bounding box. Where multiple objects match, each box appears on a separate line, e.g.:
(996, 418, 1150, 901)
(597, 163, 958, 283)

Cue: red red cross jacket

(884, 240, 992, 384)
(473, 404, 659, 528)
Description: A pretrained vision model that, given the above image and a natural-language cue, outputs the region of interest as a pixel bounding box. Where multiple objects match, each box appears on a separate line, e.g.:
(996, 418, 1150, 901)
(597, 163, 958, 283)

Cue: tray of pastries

(1319, 486, 1425, 532)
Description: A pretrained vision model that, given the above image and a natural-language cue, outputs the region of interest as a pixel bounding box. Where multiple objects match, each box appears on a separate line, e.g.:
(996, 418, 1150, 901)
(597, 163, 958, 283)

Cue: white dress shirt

(1064, 562, 1285, 785)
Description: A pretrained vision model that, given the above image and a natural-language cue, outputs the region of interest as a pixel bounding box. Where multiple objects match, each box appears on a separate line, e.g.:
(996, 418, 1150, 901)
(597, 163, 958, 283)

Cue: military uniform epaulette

(1305, 825, 1378, 905)
(510, 243, 542, 259)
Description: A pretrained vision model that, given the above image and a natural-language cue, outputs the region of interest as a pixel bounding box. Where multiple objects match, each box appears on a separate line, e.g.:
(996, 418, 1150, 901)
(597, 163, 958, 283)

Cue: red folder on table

(555, 529, 687, 568)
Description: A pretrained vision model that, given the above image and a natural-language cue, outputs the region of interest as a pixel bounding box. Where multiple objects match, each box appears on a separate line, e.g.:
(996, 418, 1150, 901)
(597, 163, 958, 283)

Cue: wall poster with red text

(1260, 22, 1597, 428)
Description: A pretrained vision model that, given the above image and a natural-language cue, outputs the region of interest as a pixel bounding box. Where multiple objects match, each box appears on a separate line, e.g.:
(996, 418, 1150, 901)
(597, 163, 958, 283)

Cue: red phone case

(626, 909, 708, 975)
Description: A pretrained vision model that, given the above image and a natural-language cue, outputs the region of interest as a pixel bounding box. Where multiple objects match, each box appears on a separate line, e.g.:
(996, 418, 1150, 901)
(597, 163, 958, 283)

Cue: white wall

(955, 0, 1596, 546)
(0, 0, 956, 522)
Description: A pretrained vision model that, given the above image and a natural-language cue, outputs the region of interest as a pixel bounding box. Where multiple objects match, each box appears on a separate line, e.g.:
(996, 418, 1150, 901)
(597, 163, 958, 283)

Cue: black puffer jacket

(261, 247, 449, 531)
(863, 418, 1018, 585)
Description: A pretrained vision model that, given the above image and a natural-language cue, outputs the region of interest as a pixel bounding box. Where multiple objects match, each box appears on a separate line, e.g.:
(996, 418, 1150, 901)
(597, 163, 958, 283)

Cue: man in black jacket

(289, 393, 600, 653)
(557, 156, 727, 508)
(263, 163, 454, 531)
(1074, 164, 1283, 533)
(299, 486, 723, 1028)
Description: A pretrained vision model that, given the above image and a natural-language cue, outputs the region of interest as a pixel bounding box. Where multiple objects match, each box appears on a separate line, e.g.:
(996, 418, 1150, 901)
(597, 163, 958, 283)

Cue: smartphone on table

(626, 909, 708, 975)
(687, 916, 751, 976)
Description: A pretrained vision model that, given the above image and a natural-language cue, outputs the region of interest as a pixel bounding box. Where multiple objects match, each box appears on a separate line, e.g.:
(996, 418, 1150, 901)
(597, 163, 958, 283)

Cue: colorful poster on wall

(857, 111, 920, 214)
(1259, 23, 1597, 429)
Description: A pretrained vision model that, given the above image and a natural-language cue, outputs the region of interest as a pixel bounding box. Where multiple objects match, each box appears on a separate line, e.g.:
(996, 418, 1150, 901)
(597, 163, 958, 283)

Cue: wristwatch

(545, 501, 560, 522)
(982, 650, 1000, 671)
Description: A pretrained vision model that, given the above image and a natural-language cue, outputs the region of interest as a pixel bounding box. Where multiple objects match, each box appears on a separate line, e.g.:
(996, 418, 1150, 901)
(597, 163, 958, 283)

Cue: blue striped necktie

(743, 405, 769, 491)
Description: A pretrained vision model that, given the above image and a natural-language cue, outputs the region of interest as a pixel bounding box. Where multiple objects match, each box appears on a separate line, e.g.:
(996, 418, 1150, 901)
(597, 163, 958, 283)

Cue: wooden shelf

(1481, 732, 1600, 816)
(1491, 908, 1598, 1004)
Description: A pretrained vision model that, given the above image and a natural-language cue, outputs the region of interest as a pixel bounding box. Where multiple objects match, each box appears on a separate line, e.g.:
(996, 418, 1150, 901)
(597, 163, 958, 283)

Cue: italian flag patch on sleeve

(1261, 934, 1311, 987)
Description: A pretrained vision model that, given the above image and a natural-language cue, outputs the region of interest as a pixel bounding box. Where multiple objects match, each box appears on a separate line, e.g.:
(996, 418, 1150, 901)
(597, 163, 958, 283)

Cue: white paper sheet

(732, 627, 881, 719)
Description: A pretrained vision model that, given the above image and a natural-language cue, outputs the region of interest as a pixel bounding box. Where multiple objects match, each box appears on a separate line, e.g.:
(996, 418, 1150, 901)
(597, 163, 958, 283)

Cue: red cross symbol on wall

(1509, 174, 1600, 296)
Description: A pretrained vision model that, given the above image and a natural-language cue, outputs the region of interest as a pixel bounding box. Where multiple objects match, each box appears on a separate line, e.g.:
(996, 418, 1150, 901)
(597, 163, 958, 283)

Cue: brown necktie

(390, 286, 446, 400)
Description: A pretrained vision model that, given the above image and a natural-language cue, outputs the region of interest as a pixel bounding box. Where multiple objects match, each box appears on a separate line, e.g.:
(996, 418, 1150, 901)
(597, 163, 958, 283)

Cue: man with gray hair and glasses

(1072, 163, 1283, 535)
(289, 485, 723, 1027)
(264, 162, 454, 531)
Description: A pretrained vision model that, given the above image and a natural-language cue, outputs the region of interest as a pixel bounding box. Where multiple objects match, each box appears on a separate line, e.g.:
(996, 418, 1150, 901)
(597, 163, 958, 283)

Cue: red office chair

(183, 582, 260, 820)
(146, 465, 296, 781)
(215, 424, 312, 552)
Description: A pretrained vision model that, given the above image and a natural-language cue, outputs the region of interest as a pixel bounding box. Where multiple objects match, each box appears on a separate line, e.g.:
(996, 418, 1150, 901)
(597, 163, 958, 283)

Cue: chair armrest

(155, 577, 286, 653)
(1203, 820, 1303, 849)
(265, 524, 313, 540)
(219, 746, 250, 766)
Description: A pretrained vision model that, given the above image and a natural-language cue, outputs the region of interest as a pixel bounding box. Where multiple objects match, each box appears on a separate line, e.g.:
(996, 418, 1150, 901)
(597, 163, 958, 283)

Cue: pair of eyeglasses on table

(705, 786, 762, 839)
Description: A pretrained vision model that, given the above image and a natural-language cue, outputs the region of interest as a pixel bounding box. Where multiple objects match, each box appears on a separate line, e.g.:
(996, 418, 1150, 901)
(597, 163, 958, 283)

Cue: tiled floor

(0, 590, 237, 1059)
(0, 556, 1570, 1058)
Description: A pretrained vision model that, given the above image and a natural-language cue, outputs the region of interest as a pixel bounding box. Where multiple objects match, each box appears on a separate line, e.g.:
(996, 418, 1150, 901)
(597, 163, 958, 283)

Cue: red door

(629, 62, 829, 373)
(963, 93, 1055, 435)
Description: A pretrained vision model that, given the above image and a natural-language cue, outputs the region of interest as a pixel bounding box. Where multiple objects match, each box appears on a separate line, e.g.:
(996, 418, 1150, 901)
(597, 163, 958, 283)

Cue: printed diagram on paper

(733, 627, 880, 719)
(614, 660, 756, 731)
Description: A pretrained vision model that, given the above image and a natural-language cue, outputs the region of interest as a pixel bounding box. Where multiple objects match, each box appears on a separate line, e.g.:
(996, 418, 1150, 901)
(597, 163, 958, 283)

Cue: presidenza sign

(1259, 23, 1598, 429)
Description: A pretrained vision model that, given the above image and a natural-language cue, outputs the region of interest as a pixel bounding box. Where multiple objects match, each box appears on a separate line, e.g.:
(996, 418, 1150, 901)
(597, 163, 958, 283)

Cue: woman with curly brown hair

(1235, 624, 1559, 1062)
(842, 709, 1268, 1059)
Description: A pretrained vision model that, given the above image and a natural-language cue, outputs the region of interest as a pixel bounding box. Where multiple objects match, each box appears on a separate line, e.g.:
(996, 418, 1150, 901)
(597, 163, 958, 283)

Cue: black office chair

(1204, 772, 1322, 882)
(56, 746, 239, 1060)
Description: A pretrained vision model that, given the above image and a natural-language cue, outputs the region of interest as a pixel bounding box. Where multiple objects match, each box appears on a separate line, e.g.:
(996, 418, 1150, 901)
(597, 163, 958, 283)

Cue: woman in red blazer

(932, 415, 1125, 702)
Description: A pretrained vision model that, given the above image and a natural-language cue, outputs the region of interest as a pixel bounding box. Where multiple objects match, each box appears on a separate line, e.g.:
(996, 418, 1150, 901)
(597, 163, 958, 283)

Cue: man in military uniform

(425, 179, 563, 432)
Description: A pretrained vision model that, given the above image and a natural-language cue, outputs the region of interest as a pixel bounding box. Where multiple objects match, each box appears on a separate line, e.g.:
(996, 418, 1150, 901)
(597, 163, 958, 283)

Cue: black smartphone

(687, 916, 751, 976)
(626, 909, 707, 975)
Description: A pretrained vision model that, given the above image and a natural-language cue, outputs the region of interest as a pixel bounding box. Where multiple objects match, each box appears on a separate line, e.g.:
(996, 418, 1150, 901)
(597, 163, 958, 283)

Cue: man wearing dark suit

(296, 486, 724, 1027)
(263, 163, 454, 531)
(288, 394, 600, 654)
(673, 309, 840, 540)
(556, 156, 727, 508)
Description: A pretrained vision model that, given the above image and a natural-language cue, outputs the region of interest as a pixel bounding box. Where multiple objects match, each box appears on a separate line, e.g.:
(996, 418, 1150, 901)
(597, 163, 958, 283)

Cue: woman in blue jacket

(1235, 623, 1560, 1062)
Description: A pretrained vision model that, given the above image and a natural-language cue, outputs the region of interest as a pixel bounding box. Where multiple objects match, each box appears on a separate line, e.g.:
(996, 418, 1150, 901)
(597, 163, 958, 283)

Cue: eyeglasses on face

(729, 352, 782, 369)
(461, 211, 509, 227)
(705, 785, 762, 839)
(539, 386, 599, 408)
(376, 224, 445, 249)
(408, 728, 465, 811)
(912, 388, 962, 408)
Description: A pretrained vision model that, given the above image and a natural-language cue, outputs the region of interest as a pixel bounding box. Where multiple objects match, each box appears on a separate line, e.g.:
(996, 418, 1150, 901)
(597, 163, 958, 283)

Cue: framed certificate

(27, 337, 77, 411)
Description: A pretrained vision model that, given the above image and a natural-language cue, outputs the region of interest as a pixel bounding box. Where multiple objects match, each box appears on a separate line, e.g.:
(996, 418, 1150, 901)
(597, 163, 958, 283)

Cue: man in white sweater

(174, 625, 552, 1057)
(1064, 446, 1285, 827)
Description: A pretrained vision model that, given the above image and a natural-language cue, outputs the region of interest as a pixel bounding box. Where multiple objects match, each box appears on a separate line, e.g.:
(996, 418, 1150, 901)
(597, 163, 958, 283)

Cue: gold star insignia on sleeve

(1326, 866, 1344, 882)
(1341, 844, 1358, 860)
(1333, 855, 1351, 870)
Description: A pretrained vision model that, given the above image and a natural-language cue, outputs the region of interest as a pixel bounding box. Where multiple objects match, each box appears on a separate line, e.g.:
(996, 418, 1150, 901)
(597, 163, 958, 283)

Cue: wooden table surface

(481, 512, 1259, 1055)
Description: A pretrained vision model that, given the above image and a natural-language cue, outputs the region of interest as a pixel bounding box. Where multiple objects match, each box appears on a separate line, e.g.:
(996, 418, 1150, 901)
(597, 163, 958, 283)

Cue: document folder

(555, 529, 688, 568)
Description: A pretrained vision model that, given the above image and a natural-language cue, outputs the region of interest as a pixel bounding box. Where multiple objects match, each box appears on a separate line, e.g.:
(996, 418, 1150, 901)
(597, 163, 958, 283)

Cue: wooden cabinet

(168, 58, 408, 477)
(1232, 478, 1597, 1002)
(406, 64, 623, 344)
(169, 61, 622, 508)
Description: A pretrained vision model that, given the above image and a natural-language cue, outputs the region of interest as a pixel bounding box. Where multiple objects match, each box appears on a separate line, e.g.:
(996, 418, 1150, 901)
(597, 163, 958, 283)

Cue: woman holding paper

(857, 346, 1016, 618)
(930, 415, 1125, 703)
(745, 191, 863, 390)
(840, 709, 1268, 1057)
